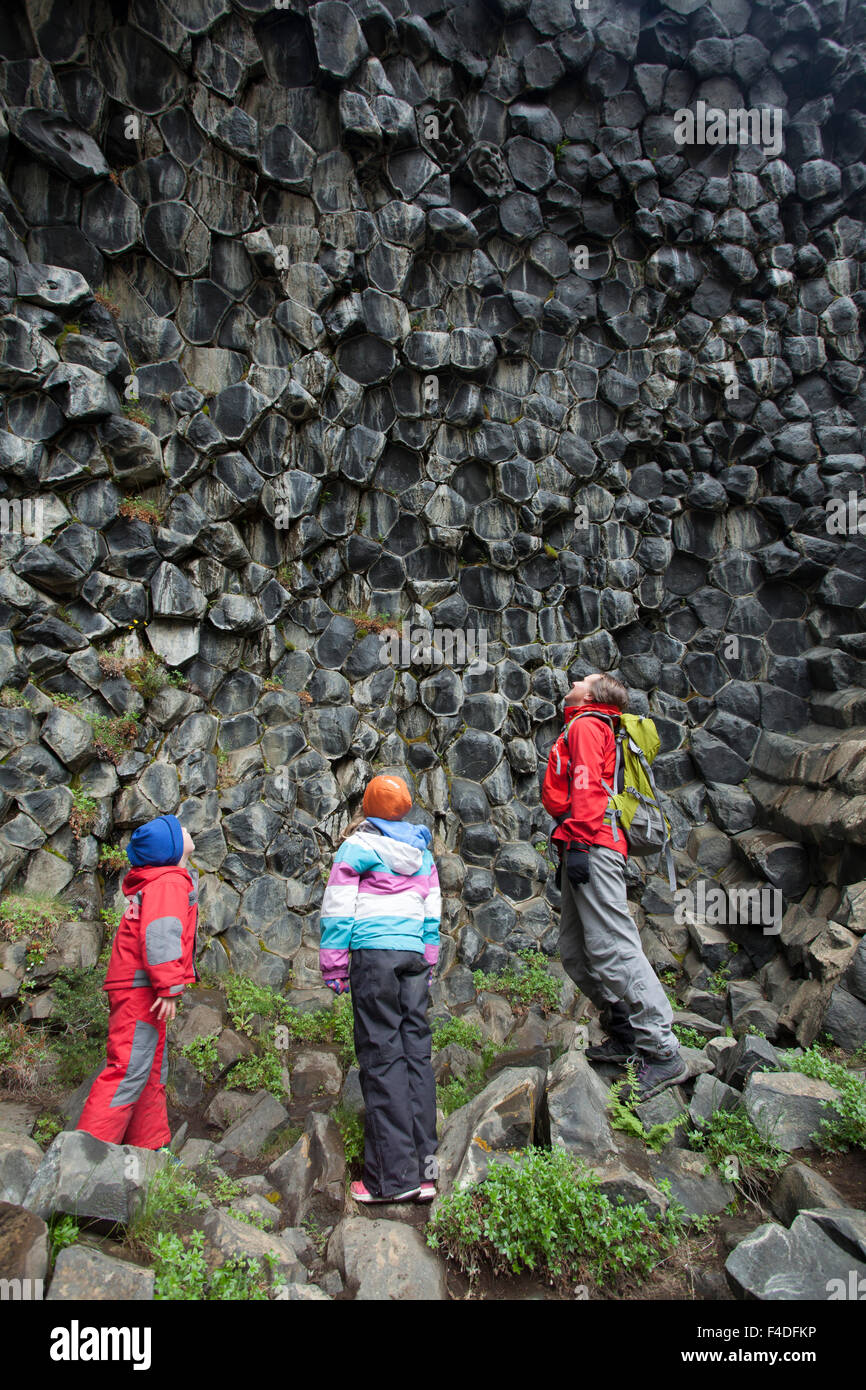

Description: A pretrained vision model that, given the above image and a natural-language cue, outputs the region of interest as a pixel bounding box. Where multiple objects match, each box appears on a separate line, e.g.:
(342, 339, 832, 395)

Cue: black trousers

(350, 948, 438, 1198)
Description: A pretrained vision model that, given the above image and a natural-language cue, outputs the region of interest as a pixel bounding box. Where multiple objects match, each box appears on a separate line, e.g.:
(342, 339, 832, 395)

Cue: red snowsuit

(542, 701, 627, 858)
(78, 864, 198, 1149)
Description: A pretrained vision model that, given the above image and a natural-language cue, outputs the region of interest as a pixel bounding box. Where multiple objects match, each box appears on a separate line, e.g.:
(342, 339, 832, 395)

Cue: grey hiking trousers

(558, 845, 677, 1058)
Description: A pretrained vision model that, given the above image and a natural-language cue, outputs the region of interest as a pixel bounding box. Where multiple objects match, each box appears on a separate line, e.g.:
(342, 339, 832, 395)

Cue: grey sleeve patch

(145, 915, 184, 966)
(132, 969, 151, 987)
(111, 1020, 159, 1107)
(160, 1045, 168, 1085)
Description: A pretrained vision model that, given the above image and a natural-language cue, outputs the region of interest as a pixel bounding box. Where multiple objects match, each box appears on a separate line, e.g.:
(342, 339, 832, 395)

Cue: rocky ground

(1, 947, 864, 1301)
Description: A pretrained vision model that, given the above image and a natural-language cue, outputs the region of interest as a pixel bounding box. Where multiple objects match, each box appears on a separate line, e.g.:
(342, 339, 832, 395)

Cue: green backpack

(567, 710, 676, 891)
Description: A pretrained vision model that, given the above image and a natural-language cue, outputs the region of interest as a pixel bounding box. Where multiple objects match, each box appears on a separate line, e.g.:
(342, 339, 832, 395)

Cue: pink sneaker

(350, 1180, 420, 1204)
(415, 1182, 436, 1203)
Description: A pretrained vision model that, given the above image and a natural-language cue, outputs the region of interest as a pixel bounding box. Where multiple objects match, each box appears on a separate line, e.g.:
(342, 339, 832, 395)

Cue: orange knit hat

(362, 774, 412, 820)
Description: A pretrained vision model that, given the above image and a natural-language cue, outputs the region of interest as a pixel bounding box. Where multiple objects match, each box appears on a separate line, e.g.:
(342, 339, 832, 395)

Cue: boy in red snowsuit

(78, 814, 198, 1150)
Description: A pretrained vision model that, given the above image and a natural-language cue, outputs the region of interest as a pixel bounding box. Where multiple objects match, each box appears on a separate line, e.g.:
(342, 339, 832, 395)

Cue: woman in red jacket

(78, 815, 198, 1150)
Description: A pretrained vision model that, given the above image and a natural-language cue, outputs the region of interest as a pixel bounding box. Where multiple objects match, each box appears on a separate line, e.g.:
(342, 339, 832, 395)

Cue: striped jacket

(104, 864, 199, 997)
(319, 819, 441, 981)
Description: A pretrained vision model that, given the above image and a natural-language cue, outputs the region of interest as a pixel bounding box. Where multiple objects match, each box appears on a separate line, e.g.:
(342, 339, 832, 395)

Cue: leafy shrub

(98, 845, 128, 875)
(0, 893, 71, 944)
(436, 1041, 501, 1117)
(431, 1017, 482, 1052)
(780, 1044, 866, 1152)
(687, 1108, 788, 1203)
(0, 1022, 55, 1094)
(222, 975, 355, 1068)
(0, 687, 33, 710)
(50, 956, 110, 1087)
(672, 1024, 708, 1050)
(181, 1034, 220, 1083)
(472, 949, 561, 1015)
(225, 1049, 286, 1100)
(427, 1147, 685, 1292)
(333, 1104, 364, 1169)
(607, 1065, 685, 1153)
(89, 712, 140, 765)
(48, 1215, 79, 1266)
(69, 790, 98, 840)
(33, 1111, 65, 1148)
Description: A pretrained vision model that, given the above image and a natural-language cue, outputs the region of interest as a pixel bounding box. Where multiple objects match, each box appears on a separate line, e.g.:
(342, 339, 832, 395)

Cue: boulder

(327, 1217, 447, 1301)
(742, 1071, 843, 1153)
(46, 1244, 155, 1300)
(545, 1052, 618, 1160)
(434, 1065, 547, 1200)
(189, 1208, 306, 1288)
(219, 1091, 291, 1159)
(0, 1201, 48, 1284)
(266, 1111, 345, 1225)
(726, 1208, 866, 1300)
(770, 1162, 848, 1226)
(23, 1132, 168, 1224)
(0, 1132, 45, 1205)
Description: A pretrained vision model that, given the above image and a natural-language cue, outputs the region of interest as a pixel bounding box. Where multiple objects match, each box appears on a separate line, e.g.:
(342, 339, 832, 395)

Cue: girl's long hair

(338, 810, 368, 844)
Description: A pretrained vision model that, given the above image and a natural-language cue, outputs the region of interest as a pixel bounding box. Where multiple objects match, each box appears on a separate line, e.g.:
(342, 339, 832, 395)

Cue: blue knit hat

(126, 815, 184, 867)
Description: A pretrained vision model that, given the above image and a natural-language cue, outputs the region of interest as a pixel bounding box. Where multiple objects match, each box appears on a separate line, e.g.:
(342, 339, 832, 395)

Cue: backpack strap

(568, 710, 621, 837)
(626, 737, 677, 891)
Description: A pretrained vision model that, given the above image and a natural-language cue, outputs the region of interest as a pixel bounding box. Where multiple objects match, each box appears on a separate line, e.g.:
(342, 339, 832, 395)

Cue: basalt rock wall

(1, 0, 866, 1045)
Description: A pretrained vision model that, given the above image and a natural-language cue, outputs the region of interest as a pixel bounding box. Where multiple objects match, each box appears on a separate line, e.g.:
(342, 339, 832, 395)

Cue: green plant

(69, 790, 98, 841)
(672, 1024, 707, 1050)
(48, 1215, 79, 1266)
(151, 1229, 209, 1300)
(98, 844, 128, 875)
(427, 1146, 686, 1292)
(49, 953, 111, 1087)
(436, 1041, 501, 1117)
(607, 1065, 685, 1152)
(88, 712, 140, 765)
(0, 1021, 55, 1095)
(181, 1033, 220, 1083)
(687, 1108, 788, 1204)
(0, 892, 70, 944)
(472, 950, 561, 1016)
(101, 906, 123, 932)
(553, 138, 571, 160)
(333, 1104, 364, 1169)
(0, 687, 33, 710)
(99, 648, 185, 700)
(780, 1044, 866, 1152)
(54, 323, 81, 350)
(120, 403, 156, 428)
(33, 1111, 65, 1148)
(128, 1164, 209, 1252)
(225, 1049, 286, 1101)
(431, 1017, 483, 1052)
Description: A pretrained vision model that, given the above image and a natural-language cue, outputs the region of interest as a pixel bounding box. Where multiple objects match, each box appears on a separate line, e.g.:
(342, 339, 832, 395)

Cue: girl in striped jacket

(319, 775, 441, 1204)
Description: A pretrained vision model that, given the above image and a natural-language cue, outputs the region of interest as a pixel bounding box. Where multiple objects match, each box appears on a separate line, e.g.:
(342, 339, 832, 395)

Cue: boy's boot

(585, 1001, 637, 1064)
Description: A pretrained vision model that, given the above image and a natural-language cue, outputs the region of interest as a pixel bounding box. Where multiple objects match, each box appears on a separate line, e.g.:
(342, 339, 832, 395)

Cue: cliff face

(1, 0, 866, 1047)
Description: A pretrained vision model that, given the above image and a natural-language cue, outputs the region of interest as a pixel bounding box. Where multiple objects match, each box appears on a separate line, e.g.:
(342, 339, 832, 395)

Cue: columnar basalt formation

(0, 0, 865, 1052)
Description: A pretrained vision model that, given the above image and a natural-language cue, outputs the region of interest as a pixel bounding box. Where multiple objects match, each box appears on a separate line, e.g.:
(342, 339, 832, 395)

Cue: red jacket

(542, 702, 627, 857)
(103, 865, 199, 997)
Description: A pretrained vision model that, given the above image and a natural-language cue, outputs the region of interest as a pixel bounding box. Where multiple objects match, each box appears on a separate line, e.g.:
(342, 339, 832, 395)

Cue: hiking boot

(621, 1050, 689, 1103)
(585, 1033, 635, 1064)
